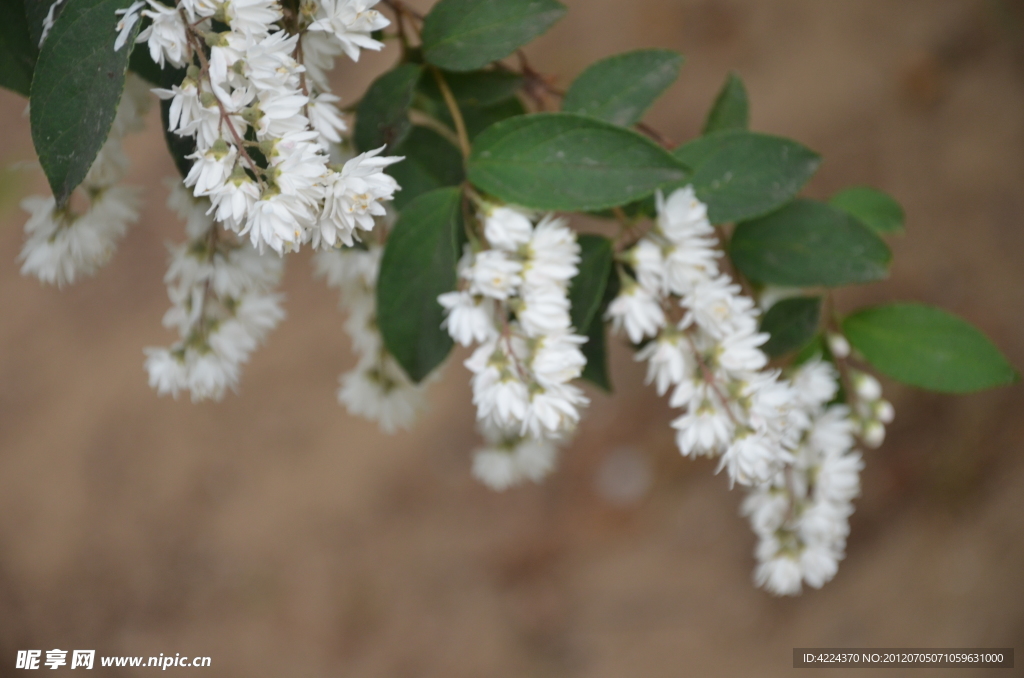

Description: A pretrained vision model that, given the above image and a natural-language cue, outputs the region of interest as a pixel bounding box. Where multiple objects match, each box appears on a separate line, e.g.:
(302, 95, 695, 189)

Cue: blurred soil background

(1, 0, 1023, 676)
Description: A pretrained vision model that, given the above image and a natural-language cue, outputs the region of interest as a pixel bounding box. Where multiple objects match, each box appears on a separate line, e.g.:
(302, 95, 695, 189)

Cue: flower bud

(827, 332, 851, 359)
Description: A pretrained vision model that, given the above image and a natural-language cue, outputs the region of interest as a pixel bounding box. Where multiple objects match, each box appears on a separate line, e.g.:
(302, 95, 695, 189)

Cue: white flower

(514, 438, 559, 482)
(317, 147, 402, 248)
(307, 92, 348, 146)
(483, 206, 533, 252)
(144, 347, 188, 398)
(636, 331, 689, 396)
(244, 193, 314, 253)
(530, 333, 587, 387)
(439, 291, 495, 346)
(673, 387, 736, 458)
(472, 449, 521, 491)
(224, 0, 283, 35)
(468, 250, 523, 300)
(19, 187, 140, 287)
(684, 274, 758, 339)
(800, 544, 840, 589)
(626, 238, 664, 294)
(338, 354, 427, 433)
(606, 280, 665, 344)
(137, 0, 188, 68)
(853, 371, 882, 401)
(307, 0, 390, 61)
(187, 352, 240, 402)
(790, 358, 839, 410)
(657, 186, 714, 243)
(815, 449, 863, 504)
(521, 215, 579, 289)
(185, 140, 237, 196)
(716, 327, 770, 373)
(517, 286, 571, 337)
(754, 554, 803, 596)
(826, 332, 851, 359)
(719, 431, 788, 486)
(522, 383, 587, 440)
(114, 1, 145, 52)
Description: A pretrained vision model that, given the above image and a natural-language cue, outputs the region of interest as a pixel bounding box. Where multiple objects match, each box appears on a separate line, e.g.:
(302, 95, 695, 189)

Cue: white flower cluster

(129, 0, 401, 254)
(828, 332, 895, 447)
(315, 241, 431, 433)
(438, 206, 589, 490)
(613, 186, 806, 487)
(742, 358, 864, 595)
(145, 184, 285, 401)
(18, 75, 150, 287)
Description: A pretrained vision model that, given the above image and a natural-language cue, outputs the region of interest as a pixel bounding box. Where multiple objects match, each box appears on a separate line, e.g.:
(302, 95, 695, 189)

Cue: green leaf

(703, 71, 748, 134)
(387, 125, 465, 210)
(731, 199, 891, 287)
(561, 49, 684, 127)
(419, 69, 523, 107)
(674, 130, 820, 224)
(843, 303, 1019, 393)
(580, 314, 612, 391)
(830, 186, 905, 235)
(468, 112, 690, 211)
(377, 187, 464, 382)
(30, 0, 142, 207)
(0, 0, 37, 97)
(461, 96, 527, 140)
(759, 296, 821, 357)
(354, 63, 423, 153)
(422, 0, 567, 72)
(569, 235, 613, 332)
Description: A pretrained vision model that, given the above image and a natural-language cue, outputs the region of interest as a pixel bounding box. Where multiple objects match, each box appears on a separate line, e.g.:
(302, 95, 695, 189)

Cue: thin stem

(431, 67, 471, 160)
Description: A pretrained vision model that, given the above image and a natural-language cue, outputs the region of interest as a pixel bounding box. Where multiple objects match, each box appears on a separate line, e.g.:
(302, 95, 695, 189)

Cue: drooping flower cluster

(438, 206, 589, 490)
(126, 0, 401, 254)
(742, 358, 865, 595)
(144, 184, 286, 401)
(612, 186, 806, 488)
(18, 74, 149, 286)
(315, 237, 431, 433)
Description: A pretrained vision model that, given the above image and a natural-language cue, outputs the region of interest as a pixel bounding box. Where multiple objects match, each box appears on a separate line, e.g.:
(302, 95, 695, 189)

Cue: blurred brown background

(1, 0, 1023, 675)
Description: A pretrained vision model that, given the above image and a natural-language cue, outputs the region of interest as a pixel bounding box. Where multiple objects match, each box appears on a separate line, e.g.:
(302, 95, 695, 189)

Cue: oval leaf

(760, 296, 821, 357)
(830, 186, 905, 234)
(674, 130, 820, 224)
(703, 71, 748, 134)
(569, 234, 613, 332)
(354, 63, 422, 153)
(843, 303, 1019, 393)
(386, 125, 465, 210)
(30, 0, 142, 206)
(731, 199, 891, 287)
(422, 0, 566, 72)
(377, 187, 464, 382)
(468, 112, 690, 211)
(418, 69, 523, 107)
(562, 49, 684, 127)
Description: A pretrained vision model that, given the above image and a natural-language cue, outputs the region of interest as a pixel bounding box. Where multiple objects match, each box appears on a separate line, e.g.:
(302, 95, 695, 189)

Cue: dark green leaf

(580, 315, 611, 391)
(830, 186, 905, 235)
(703, 71, 748, 134)
(0, 0, 37, 97)
(674, 130, 820, 224)
(30, 0, 142, 207)
(419, 69, 523, 107)
(569, 235, 613, 332)
(387, 125, 465, 210)
(468, 112, 690, 211)
(354, 63, 422, 153)
(377, 187, 464, 382)
(731, 199, 891, 287)
(461, 96, 527, 140)
(422, 0, 566, 72)
(561, 49, 684, 127)
(759, 296, 821, 357)
(843, 303, 1019, 393)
